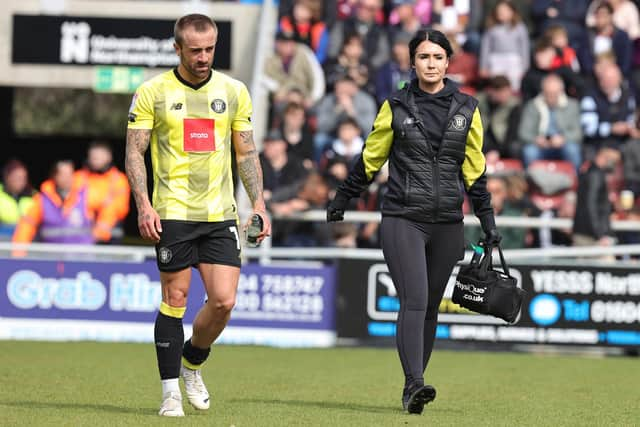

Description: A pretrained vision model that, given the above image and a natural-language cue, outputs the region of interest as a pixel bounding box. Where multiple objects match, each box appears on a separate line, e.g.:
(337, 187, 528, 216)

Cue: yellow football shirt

(128, 69, 253, 222)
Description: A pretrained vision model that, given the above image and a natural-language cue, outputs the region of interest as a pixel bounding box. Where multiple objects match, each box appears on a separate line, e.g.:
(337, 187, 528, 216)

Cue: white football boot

(158, 391, 185, 417)
(181, 365, 210, 410)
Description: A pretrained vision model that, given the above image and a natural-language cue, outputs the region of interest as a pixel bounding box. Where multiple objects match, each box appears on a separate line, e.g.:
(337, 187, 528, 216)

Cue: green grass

(0, 342, 638, 426)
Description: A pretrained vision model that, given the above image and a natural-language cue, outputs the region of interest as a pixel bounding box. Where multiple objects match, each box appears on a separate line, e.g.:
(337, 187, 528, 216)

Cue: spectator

(375, 32, 413, 105)
(319, 116, 365, 171)
(586, 0, 640, 41)
(432, 0, 484, 55)
(388, 0, 433, 27)
(323, 33, 373, 93)
(532, 0, 589, 47)
(465, 175, 527, 249)
(260, 129, 309, 206)
(519, 74, 583, 170)
(279, 102, 315, 167)
(263, 30, 319, 111)
(482, 0, 533, 35)
(279, 0, 338, 29)
(12, 160, 101, 246)
(580, 62, 637, 157)
(314, 74, 377, 160)
(269, 171, 332, 246)
(521, 36, 583, 102)
(621, 105, 640, 194)
(535, 191, 576, 248)
(388, 0, 422, 44)
(479, 0, 530, 90)
(476, 75, 522, 159)
(577, 2, 633, 75)
(76, 141, 130, 243)
(279, 0, 330, 63)
(328, 0, 390, 71)
(0, 159, 35, 241)
(572, 146, 621, 248)
(446, 32, 479, 95)
(354, 161, 388, 248)
(545, 25, 581, 72)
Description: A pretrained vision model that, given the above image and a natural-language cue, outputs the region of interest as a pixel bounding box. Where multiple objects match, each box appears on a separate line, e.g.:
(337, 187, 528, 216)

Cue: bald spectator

(580, 62, 637, 158)
(519, 74, 582, 170)
(76, 141, 130, 243)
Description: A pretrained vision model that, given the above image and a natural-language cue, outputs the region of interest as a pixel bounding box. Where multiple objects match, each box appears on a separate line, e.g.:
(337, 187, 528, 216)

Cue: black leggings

(380, 216, 464, 387)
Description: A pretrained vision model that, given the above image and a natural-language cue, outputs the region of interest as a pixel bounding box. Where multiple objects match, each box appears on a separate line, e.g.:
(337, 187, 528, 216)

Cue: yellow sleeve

(232, 82, 253, 132)
(362, 100, 394, 180)
(127, 83, 155, 130)
(461, 107, 486, 189)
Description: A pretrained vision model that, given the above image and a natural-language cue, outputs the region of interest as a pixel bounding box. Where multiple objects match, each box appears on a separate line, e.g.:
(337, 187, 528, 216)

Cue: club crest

(211, 99, 226, 113)
(450, 114, 467, 130)
(158, 247, 172, 264)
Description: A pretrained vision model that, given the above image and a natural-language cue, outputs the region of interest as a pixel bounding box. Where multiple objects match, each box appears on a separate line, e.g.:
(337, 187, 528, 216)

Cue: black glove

(484, 229, 502, 246)
(327, 192, 350, 222)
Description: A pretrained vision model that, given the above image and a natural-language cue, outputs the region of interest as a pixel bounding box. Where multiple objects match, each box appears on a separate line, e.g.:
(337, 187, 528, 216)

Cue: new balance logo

(170, 103, 183, 110)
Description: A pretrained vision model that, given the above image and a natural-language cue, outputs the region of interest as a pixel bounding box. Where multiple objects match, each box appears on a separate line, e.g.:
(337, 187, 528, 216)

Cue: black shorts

(155, 220, 241, 272)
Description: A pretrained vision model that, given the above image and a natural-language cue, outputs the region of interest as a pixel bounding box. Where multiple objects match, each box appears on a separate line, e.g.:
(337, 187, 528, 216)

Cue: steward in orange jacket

(12, 160, 119, 247)
(76, 141, 131, 242)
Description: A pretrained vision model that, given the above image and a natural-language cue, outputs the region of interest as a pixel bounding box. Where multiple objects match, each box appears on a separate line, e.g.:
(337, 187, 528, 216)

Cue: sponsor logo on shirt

(183, 118, 215, 152)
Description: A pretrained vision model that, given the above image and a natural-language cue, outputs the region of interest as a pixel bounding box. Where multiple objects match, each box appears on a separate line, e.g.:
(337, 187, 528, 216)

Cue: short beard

(181, 55, 211, 80)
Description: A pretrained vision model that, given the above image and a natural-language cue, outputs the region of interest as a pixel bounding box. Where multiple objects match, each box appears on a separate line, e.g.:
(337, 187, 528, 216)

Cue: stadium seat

(486, 158, 524, 176)
(527, 160, 577, 211)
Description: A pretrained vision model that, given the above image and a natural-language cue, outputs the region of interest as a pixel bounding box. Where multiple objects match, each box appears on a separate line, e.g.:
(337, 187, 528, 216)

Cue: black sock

(182, 338, 211, 368)
(154, 311, 184, 380)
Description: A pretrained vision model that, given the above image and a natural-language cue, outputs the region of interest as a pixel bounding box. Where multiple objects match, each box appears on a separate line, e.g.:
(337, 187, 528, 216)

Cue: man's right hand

(137, 204, 162, 243)
(327, 192, 350, 222)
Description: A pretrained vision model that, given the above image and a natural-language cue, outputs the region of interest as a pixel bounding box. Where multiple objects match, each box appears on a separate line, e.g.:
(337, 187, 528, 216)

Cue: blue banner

(0, 259, 336, 345)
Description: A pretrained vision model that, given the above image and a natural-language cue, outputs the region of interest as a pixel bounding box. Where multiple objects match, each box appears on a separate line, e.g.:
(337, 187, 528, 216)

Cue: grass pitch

(0, 341, 637, 426)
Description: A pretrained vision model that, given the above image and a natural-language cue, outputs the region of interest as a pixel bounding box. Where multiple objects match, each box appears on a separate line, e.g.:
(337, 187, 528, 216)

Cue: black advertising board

(336, 259, 640, 348)
(12, 14, 231, 69)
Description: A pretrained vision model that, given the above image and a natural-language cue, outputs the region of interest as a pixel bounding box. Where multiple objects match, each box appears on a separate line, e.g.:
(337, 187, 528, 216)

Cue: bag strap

(486, 243, 511, 276)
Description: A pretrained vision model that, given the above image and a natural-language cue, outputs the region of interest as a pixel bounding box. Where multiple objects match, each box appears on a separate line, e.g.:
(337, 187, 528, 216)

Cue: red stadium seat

(527, 160, 578, 211)
(486, 158, 524, 176)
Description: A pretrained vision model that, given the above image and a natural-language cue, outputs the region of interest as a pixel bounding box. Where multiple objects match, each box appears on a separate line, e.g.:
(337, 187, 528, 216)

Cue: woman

(479, 0, 530, 90)
(327, 29, 501, 414)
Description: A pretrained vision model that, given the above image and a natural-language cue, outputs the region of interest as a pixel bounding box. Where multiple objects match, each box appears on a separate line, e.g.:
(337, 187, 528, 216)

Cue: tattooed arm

(125, 128, 162, 242)
(232, 129, 271, 240)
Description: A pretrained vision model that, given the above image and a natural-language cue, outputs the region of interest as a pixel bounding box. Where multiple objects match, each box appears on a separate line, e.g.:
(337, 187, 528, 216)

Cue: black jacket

(573, 163, 611, 239)
(337, 79, 495, 231)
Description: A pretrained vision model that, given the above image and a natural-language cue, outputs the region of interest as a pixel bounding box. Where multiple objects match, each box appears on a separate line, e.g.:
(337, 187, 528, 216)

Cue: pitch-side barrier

(1, 211, 640, 352)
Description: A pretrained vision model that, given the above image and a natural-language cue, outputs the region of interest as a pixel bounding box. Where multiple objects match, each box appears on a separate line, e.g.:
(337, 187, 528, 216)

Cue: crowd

(3, 0, 640, 250)
(260, 0, 640, 250)
(1, 142, 130, 248)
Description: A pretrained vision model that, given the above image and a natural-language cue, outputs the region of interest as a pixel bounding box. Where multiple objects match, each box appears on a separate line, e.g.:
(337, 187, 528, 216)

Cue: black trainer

(402, 384, 436, 414)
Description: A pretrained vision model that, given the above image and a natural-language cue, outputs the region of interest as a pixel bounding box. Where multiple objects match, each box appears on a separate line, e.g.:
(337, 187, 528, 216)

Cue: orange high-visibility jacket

(75, 167, 131, 241)
(12, 172, 121, 244)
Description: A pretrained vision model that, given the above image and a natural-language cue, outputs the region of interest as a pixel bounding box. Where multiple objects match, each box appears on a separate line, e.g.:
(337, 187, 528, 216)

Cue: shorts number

(229, 226, 240, 250)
